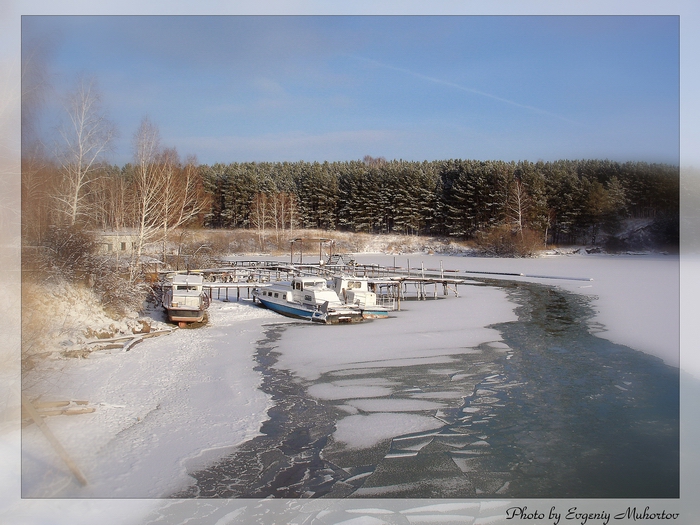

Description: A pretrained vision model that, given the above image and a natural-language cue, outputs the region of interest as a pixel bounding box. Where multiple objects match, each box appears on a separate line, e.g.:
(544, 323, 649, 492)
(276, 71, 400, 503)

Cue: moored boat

(163, 273, 210, 327)
(252, 276, 364, 324)
(331, 275, 392, 319)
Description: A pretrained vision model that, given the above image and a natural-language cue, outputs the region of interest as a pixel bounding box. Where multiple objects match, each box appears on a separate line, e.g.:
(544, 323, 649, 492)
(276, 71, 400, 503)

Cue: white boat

(252, 276, 364, 324)
(331, 275, 392, 319)
(163, 273, 210, 327)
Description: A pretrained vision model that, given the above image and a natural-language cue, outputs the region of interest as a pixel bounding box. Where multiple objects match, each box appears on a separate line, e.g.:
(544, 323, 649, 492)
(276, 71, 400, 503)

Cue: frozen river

(174, 270, 678, 499)
(12, 253, 688, 525)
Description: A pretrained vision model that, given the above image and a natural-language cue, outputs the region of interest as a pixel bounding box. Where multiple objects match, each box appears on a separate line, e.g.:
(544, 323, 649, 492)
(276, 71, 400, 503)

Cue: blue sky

(23, 15, 679, 166)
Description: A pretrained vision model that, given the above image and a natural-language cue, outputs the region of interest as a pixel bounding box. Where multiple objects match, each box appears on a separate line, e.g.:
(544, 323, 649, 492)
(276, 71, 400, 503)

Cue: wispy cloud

(352, 55, 582, 126)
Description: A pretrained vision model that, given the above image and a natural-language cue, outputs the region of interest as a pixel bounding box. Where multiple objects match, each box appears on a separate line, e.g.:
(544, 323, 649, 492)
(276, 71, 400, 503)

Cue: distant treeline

(22, 78, 680, 260)
(201, 157, 679, 246)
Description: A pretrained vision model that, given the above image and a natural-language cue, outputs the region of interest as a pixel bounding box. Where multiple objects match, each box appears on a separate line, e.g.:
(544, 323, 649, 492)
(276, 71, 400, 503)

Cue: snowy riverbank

(20, 300, 281, 498)
(3, 251, 694, 524)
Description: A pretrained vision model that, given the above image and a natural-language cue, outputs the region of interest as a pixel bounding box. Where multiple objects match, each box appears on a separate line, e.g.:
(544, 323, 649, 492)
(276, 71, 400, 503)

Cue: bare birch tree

(130, 117, 165, 282)
(275, 192, 298, 241)
(506, 176, 531, 242)
(157, 147, 179, 253)
(158, 151, 209, 250)
(176, 155, 209, 228)
(270, 192, 283, 245)
(249, 193, 269, 251)
(55, 76, 115, 226)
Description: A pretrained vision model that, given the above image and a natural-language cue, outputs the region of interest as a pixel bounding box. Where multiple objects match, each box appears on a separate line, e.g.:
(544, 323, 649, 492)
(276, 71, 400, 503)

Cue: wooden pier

(165, 255, 591, 314)
(191, 258, 474, 310)
(203, 281, 271, 302)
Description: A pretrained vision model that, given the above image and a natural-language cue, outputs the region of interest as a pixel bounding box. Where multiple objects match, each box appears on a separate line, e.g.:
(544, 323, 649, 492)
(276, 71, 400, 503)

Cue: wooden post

(21, 396, 87, 486)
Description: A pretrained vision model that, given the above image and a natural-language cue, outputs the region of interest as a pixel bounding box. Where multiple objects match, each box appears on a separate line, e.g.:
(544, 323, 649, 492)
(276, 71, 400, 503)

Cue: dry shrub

(93, 269, 148, 317)
(37, 225, 97, 282)
(201, 230, 238, 256)
(28, 226, 148, 317)
(475, 225, 544, 257)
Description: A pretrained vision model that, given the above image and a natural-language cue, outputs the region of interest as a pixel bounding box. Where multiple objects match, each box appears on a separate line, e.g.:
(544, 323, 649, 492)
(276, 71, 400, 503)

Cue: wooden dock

(203, 281, 271, 302)
(165, 253, 590, 311)
(192, 259, 475, 309)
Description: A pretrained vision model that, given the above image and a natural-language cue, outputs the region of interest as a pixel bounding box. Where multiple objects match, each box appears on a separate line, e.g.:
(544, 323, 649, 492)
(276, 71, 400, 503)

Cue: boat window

(274, 293, 279, 298)
(304, 295, 312, 301)
(349, 281, 361, 289)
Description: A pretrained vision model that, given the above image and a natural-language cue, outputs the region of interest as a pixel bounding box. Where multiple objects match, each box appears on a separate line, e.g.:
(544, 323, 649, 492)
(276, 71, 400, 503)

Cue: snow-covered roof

(170, 273, 204, 285)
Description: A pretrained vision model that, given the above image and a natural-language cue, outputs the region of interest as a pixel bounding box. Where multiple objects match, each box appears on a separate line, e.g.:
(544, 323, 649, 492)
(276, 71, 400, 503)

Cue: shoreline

(7, 251, 686, 520)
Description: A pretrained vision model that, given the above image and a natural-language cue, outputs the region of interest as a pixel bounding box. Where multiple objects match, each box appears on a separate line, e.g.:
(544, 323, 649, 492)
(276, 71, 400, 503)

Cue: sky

(21, 15, 680, 167)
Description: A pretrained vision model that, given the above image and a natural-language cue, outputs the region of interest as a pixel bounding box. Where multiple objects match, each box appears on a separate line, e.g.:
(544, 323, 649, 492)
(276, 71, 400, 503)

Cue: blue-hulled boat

(252, 276, 364, 324)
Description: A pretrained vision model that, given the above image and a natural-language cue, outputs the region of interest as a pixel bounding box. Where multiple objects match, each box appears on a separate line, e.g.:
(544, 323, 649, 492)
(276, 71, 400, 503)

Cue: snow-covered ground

(20, 301, 280, 499)
(2, 251, 696, 524)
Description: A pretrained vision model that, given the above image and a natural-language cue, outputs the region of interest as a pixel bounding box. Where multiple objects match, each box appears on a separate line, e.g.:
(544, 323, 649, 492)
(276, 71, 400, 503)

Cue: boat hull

(361, 308, 390, 319)
(166, 308, 206, 324)
(256, 296, 315, 321)
(254, 294, 363, 324)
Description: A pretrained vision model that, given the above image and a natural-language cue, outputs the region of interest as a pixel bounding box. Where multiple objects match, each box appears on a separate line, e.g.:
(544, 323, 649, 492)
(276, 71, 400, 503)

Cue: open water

(173, 278, 679, 499)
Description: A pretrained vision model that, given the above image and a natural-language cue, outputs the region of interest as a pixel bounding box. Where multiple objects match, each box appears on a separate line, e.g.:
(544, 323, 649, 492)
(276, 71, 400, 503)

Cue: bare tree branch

(54, 76, 116, 226)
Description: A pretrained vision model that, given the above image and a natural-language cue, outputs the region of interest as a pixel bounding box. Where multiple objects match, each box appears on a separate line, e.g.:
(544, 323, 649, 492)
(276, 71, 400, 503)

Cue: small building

(95, 231, 140, 255)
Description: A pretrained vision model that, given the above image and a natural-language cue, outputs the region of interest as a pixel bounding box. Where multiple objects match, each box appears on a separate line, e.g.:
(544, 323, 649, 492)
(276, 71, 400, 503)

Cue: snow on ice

(2, 251, 690, 525)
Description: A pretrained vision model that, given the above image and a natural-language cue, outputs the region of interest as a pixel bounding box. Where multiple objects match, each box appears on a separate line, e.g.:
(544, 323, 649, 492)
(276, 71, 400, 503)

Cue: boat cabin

(290, 277, 340, 306)
(163, 273, 209, 325)
(332, 276, 378, 307)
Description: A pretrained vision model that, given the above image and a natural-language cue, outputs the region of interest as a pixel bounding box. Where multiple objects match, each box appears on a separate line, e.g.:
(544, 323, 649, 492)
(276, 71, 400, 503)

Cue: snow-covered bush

(37, 225, 97, 282)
